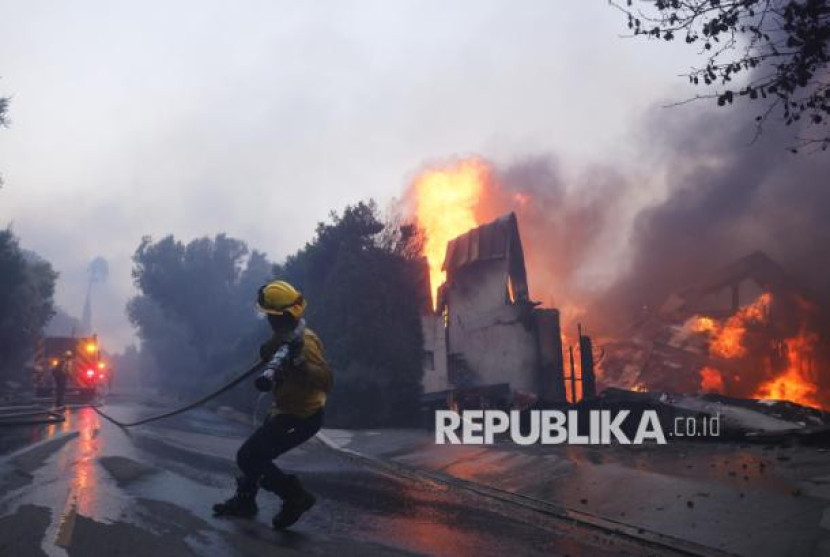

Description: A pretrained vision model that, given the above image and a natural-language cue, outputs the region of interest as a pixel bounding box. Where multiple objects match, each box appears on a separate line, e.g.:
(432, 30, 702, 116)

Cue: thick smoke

(404, 96, 830, 345)
(603, 107, 830, 327)
(469, 156, 629, 332)
(465, 103, 830, 338)
(452, 103, 830, 405)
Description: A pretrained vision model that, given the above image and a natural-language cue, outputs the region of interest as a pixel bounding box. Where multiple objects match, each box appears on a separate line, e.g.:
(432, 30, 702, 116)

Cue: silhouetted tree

(129, 234, 273, 398)
(0, 229, 57, 382)
(283, 201, 427, 427)
(128, 206, 427, 425)
(614, 0, 830, 150)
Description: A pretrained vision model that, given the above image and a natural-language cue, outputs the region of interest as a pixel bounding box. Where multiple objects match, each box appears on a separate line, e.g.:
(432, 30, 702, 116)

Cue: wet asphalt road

(0, 398, 679, 557)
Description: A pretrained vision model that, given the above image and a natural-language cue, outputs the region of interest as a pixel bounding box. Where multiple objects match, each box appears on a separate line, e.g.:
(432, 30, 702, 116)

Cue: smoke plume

(603, 107, 830, 327)
(404, 102, 830, 339)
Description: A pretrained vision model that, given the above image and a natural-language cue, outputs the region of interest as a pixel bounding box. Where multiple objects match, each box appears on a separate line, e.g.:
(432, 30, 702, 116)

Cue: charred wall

(420, 213, 567, 405)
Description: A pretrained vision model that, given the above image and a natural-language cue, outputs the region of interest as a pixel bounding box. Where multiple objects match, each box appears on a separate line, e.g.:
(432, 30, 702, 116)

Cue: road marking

(54, 494, 78, 548)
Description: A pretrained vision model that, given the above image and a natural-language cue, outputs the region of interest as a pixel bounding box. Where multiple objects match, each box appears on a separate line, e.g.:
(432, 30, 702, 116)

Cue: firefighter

(53, 351, 71, 408)
(213, 280, 333, 530)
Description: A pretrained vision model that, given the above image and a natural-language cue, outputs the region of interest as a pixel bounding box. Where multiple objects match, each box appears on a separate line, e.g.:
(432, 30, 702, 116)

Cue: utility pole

(578, 323, 596, 399)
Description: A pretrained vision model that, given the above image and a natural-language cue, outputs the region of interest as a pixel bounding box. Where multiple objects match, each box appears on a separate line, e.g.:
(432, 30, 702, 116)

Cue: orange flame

(411, 159, 488, 309)
(699, 366, 725, 393)
(690, 292, 823, 409)
(754, 329, 820, 409)
(691, 293, 771, 358)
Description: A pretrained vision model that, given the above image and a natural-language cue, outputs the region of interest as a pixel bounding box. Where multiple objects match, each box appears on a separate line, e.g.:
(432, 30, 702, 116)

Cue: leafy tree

(614, 0, 830, 150)
(0, 229, 57, 381)
(129, 234, 273, 399)
(283, 201, 427, 427)
(128, 206, 428, 426)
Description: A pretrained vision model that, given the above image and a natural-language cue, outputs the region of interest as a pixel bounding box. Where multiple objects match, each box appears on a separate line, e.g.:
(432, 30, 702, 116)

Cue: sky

(0, 1, 702, 350)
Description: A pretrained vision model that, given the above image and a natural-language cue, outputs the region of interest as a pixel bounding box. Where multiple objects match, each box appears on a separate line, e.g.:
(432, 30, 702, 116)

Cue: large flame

(689, 293, 823, 409)
(691, 293, 771, 359)
(411, 159, 488, 309)
(755, 329, 820, 408)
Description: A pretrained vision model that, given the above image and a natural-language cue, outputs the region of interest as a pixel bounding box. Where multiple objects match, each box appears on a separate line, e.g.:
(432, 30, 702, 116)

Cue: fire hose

(0, 322, 306, 429)
(0, 402, 103, 426)
(0, 366, 262, 428)
(0, 404, 67, 426)
(92, 321, 306, 428)
(0, 361, 262, 428)
(91, 359, 263, 428)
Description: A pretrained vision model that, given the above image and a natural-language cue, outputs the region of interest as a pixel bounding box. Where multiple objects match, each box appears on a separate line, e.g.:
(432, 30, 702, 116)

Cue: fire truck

(33, 335, 110, 402)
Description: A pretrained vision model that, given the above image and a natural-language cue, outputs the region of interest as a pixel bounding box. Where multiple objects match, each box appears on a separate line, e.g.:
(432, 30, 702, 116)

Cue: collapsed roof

(660, 251, 805, 319)
(601, 251, 818, 395)
(441, 212, 529, 302)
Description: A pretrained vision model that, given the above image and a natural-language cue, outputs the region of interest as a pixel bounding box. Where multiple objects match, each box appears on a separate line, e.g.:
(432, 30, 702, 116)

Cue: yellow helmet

(256, 280, 306, 319)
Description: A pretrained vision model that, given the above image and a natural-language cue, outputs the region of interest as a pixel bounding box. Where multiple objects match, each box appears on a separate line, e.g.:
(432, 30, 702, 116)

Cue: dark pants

(236, 410, 323, 496)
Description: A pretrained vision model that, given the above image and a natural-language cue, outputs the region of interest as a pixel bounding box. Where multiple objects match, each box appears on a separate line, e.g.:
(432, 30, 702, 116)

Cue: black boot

(212, 476, 258, 518)
(264, 475, 316, 530)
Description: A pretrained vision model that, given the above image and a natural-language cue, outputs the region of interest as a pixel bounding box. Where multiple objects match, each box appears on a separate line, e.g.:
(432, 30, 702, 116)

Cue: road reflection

(71, 406, 101, 515)
(353, 475, 584, 557)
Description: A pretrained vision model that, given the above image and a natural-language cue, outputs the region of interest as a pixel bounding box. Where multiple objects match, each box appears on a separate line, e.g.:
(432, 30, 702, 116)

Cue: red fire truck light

(86, 369, 95, 378)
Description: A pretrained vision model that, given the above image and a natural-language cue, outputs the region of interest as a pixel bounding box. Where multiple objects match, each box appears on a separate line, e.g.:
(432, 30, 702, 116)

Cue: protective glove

(255, 367, 289, 391)
(255, 320, 306, 392)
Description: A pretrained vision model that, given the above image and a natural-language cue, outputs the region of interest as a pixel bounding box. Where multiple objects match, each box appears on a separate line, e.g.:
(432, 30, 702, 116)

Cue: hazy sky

(0, 1, 700, 350)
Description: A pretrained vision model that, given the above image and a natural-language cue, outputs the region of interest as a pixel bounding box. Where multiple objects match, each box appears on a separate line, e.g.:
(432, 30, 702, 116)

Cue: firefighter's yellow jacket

(261, 327, 333, 418)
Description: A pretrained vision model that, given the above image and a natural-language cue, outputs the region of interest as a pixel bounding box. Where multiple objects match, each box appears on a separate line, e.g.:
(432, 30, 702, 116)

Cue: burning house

(421, 213, 570, 409)
(600, 251, 829, 410)
(402, 156, 830, 424)
(406, 158, 826, 425)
